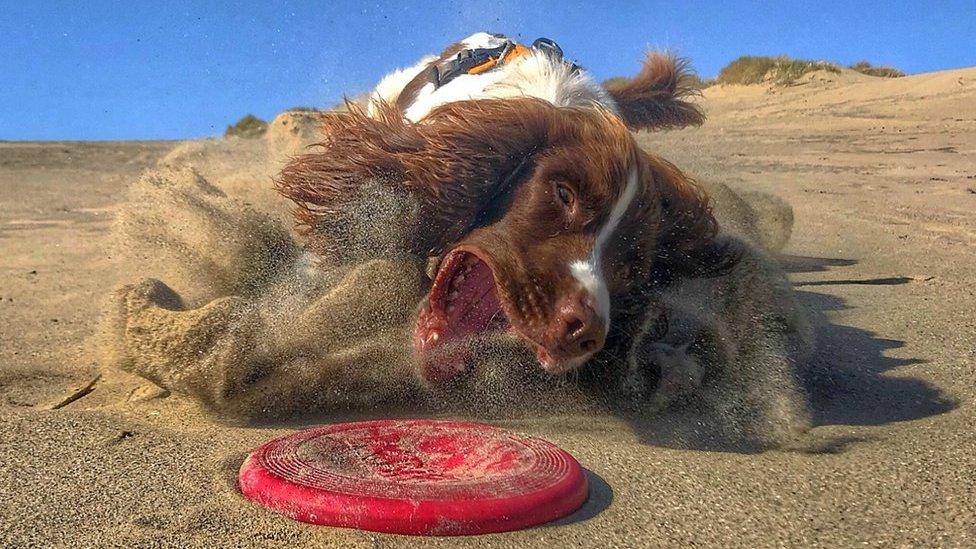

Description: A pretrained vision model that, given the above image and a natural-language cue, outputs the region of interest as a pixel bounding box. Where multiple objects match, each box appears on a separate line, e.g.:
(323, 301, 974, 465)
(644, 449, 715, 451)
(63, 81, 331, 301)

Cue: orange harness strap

(465, 43, 532, 75)
(426, 37, 567, 89)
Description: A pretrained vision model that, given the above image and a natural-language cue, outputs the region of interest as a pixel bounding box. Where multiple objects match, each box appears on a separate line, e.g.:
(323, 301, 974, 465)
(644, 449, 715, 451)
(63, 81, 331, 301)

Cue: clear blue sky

(2, 1, 973, 140)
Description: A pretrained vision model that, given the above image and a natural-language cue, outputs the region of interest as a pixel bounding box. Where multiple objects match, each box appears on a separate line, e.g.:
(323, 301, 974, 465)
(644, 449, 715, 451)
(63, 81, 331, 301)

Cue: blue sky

(2, 1, 974, 140)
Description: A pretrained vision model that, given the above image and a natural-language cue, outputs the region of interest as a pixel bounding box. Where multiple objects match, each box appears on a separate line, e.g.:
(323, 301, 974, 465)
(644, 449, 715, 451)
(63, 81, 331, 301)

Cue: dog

(276, 32, 723, 382)
(104, 34, 814, 448)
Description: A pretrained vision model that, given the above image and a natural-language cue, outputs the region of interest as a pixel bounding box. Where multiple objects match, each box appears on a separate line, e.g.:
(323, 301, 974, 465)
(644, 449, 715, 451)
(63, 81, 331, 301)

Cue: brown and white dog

(277, 32, 724, 382)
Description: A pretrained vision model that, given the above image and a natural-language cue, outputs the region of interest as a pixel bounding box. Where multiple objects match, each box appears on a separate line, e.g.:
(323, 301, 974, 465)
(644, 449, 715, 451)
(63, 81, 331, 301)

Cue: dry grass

(716, 56, 840, 85)
(849, 61, 905, 78)
(224, 114, 268, 138)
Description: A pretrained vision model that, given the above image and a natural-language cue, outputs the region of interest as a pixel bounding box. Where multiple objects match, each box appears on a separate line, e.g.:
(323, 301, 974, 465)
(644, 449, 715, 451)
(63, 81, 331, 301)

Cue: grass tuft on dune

(849, 61, 905, 78)
(225, 114, 268, 138)
(716, 55, 841, 85)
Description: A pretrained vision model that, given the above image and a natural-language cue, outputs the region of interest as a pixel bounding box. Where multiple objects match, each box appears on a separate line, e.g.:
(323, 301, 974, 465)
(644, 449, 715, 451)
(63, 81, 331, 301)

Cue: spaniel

(276, 32, 727, 383)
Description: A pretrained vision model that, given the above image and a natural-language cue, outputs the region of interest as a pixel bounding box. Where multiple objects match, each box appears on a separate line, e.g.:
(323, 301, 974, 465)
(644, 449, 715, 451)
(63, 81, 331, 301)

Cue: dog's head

(407, 101, 726, 381)
(277, 56, 725, 382)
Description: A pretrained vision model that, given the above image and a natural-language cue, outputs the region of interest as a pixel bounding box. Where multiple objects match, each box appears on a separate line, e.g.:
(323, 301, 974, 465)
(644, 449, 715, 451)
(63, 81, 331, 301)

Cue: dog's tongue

(414, 253, 508, 383)
(445, 258, 502, 334)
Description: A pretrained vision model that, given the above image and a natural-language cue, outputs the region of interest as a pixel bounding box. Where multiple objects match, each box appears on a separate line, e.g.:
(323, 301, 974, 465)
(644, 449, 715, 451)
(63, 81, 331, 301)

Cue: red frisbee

(238, 419, 588, 536)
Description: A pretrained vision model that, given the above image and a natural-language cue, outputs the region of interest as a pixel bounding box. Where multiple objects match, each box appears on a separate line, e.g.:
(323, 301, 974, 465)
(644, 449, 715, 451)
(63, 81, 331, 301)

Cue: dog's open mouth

(414, 249, 513, 382)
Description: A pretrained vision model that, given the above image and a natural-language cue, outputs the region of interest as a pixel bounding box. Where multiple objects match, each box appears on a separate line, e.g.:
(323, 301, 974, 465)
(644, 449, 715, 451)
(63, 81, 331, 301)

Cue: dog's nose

(552, 291, 606, 357)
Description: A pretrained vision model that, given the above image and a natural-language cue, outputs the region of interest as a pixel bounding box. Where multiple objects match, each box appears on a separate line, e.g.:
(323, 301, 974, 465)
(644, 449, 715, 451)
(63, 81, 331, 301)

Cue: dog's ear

(640, 153, 738, 282)
(276, 98, 561, 255)
(275, 101, 436, 232)
(603, 52, 705, 131)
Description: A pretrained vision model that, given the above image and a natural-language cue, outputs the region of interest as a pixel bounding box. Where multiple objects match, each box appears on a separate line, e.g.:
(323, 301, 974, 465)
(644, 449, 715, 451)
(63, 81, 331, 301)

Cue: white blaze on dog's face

(570, 166, 641, 336)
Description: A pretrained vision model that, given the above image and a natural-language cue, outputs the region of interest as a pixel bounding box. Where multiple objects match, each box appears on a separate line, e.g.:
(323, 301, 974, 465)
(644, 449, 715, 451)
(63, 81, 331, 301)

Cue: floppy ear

(642, 154, 738, 283)
(275, 98, 558, 256)
(603, 52, 705, 131)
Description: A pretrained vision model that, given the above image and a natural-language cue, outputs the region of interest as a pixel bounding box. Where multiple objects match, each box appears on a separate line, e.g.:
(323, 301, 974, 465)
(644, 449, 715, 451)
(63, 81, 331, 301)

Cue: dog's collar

(425, 36, 577, 89)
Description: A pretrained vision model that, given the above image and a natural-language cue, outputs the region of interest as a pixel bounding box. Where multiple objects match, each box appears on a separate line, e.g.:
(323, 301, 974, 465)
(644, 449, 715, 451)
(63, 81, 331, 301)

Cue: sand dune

(1, 67, 974, 546)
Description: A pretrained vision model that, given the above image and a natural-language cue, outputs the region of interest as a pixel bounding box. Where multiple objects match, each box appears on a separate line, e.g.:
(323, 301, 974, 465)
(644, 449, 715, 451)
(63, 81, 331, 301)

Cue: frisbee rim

(238, 419, 588, 536)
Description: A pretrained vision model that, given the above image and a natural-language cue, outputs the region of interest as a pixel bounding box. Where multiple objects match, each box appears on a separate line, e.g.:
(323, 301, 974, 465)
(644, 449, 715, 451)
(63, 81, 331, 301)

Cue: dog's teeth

(427, 332, 439, 344)
(454, 273, 465, 284)
(449, 290, 459, 300)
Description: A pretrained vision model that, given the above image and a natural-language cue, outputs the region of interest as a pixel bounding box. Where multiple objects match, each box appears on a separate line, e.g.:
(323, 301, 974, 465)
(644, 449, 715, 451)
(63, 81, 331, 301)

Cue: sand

(2, 67, 975, 546)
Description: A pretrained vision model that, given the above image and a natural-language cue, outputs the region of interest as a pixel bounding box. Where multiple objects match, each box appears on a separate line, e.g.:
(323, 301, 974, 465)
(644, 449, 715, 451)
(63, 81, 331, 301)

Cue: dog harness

(425, 35, 575, 90)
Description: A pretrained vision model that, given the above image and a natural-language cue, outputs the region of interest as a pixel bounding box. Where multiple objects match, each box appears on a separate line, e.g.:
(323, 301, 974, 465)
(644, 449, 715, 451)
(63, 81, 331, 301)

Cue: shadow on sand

(544, 469, 614, 528)
(796, 294, 955, 427)
(622, 254, 956, 454)
(783, 254, 956, 428)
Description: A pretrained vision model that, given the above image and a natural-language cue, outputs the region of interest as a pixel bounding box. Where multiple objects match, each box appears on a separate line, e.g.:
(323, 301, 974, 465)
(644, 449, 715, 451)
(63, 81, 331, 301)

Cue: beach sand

(1, 68, 974, 546)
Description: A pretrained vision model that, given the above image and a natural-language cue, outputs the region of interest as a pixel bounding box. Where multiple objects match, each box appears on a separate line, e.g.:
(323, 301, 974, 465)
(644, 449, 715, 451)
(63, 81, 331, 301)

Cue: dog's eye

(555, 183, 575, 208)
